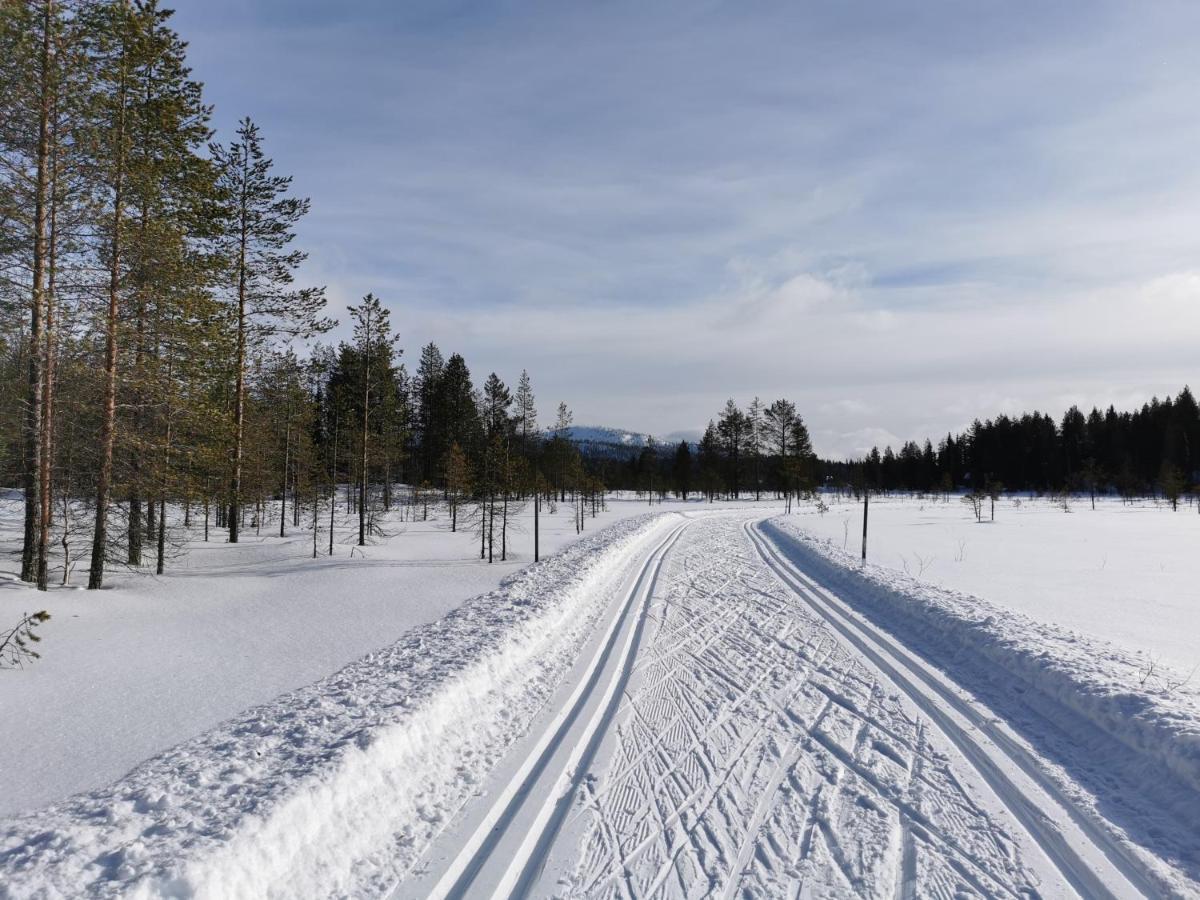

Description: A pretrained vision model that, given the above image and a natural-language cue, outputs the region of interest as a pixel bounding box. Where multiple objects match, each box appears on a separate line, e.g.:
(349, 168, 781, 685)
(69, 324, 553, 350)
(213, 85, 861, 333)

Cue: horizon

(170, 0, 1200, 458)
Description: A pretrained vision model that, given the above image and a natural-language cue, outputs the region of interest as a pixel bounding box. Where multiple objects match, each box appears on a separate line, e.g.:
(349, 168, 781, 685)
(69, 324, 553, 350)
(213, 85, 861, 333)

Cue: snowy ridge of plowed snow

(764, 516, 1200, 793)
(765, 515, 1200, 891)
(0, 513, 672, 900)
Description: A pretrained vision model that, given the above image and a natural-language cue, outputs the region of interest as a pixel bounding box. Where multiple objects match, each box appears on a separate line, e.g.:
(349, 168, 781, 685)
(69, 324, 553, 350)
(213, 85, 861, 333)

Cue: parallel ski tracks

(563, 518, 1037, 898)
(426, 518, 690, 900)
(745, 519, 1155, 899)
(407, 514, 1159, 898)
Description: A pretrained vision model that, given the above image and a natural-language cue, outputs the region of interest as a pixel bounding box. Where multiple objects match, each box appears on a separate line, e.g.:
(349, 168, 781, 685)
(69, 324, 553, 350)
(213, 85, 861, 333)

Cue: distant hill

(546, 425, 687, 460)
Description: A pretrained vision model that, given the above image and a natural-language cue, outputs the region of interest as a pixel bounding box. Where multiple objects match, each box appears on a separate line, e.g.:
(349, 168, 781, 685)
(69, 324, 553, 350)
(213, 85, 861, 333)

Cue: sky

(171, 0, 1200, 458)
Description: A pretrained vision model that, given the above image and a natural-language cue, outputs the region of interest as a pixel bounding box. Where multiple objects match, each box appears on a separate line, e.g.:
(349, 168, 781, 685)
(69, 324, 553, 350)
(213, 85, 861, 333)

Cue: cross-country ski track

(5, 509, 1195, 898)
(400, 510, 1191, 898)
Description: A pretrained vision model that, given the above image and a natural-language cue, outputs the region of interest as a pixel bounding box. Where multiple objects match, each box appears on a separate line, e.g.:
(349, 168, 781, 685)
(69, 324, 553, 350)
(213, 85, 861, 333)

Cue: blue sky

(172, 1, 1200, 457)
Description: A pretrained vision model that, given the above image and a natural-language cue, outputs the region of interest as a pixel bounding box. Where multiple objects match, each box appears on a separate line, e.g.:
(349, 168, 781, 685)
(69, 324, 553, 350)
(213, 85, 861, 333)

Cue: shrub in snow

(0, 611, 50, 669)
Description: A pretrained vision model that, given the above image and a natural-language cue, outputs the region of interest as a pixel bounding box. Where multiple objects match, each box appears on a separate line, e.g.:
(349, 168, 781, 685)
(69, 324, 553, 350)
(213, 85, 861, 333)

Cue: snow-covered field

(790, 493, 1200, 674)
(2, 494, 1199, 897)
(0, 494, 770, 817)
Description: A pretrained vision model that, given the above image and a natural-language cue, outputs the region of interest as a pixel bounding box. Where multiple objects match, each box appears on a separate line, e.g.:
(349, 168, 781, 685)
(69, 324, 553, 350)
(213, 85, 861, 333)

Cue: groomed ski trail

(418, 519, 692, 899)
(745, 519, 1154, 899)
(461, 513, 1080, 898)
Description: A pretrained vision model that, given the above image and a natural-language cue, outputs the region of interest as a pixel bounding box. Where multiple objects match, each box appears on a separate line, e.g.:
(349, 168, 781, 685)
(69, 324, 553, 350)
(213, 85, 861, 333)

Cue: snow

(553, 426, 662, 447)
(2, 496, 1198, 897)
(411, 511, 1199, 896)
(765, 513, 1200, 893)
(0, 495, 688, 817)
(0, 513, 677, 898)
(529, 514, 1067, 897)
(789, 493, 1200, 673)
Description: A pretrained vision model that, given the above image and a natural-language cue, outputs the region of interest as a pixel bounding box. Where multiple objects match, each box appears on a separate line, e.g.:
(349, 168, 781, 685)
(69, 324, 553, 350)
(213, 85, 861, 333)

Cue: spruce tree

(414, 342, 445, 483)
(437, 352, 480, 485)
(672, 440, 692, 500)
(515, 368, 537, 456)
(346, 293, 396, 546)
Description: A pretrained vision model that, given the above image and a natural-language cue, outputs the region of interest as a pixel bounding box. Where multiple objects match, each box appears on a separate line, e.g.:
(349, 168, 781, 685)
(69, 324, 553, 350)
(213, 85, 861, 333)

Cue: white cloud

(174, 0, 1200, 460)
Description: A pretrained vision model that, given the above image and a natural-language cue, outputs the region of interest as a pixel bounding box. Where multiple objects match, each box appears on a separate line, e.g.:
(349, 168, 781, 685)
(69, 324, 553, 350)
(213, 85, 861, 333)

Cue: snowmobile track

(746, 519, 1155, 899)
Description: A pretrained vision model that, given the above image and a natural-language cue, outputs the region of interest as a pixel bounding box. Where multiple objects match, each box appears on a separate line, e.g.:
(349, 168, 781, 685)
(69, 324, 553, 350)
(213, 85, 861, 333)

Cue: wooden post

(534, 492, 539, 562)
(861, 490, 869, 562)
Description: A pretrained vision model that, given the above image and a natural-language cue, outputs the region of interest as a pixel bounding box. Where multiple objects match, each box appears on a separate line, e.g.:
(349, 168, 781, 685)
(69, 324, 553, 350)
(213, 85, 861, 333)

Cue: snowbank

(763, 517, 1200, 797)
(0, 495, 682, 816)
(0, 513, 672, 899)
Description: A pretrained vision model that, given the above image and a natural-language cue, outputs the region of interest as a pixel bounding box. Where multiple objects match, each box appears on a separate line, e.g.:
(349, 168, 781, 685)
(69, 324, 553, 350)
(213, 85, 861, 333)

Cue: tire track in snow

(746, 518, 1154, 899)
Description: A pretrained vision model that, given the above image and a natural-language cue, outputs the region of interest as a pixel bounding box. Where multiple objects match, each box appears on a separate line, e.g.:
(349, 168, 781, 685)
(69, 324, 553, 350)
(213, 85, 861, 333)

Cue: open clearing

(3, 501, 1198, 897)
(791, 493, 1200, 673)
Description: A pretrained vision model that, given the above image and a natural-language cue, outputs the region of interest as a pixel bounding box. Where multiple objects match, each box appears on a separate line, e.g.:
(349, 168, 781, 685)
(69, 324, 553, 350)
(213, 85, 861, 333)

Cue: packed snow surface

(765, 514, 1200, 895)
(3, 501, 1198, 898)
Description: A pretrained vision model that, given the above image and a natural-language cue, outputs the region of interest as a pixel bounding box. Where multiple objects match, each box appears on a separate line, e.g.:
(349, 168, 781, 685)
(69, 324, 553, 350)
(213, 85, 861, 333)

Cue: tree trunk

(88, 49, 129, 591)
(22, 0, 55, 583)
(280, 412, 290, 537)
(861, 491, 869, 562)
(229, 149, 250, 544)
(359, 310, 371, 547)
(35, 65, 60, 591)
(155, 498, 165, 575)
(329, 412, 338, 555)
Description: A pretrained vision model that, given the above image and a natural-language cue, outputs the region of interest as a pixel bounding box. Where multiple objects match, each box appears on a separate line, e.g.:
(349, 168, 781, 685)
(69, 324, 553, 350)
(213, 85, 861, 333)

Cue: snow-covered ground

(0, 513, 679, 897)
(0, 494, 771, 817)
(763, 515, 1200, 896)
(3, 497, 1198, 897)
(790, 493, 1200, 674)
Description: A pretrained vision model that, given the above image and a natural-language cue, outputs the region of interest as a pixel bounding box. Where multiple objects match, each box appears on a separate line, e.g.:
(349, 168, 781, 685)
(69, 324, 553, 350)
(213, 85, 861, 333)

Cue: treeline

(0, 1, 596, 591)
(855, 387, 1200, 504)
(582, 398, 820, 505)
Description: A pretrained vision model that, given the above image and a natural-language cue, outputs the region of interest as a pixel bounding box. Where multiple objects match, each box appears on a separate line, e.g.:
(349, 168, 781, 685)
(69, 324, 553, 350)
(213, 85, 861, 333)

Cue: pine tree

(747, 397, 763, 500)
(121, 0, 216, 569)
(0, 0, 85, 588)
(549, 401, 573, 501)
(210, 116, 330, 544)
(81, 0, 214, 587)
(763, 399, 796, 493)
(1, 0, 53, 582)
(480, 373, 512, 562)
(443, 441, 470, 532)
